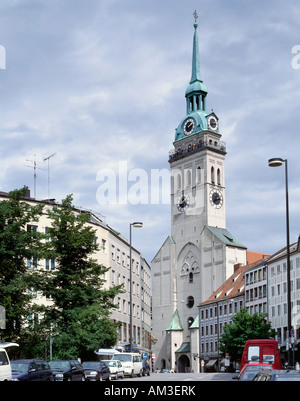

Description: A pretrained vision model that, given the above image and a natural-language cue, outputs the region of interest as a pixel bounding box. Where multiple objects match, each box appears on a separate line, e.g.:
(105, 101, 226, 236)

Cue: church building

(151, 15, 247, 373)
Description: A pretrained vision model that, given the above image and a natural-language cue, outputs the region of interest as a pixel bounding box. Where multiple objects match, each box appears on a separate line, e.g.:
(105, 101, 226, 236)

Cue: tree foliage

(41, 195, 123, 359)
(0, 190, 123, 359)
(219, 308, 276, 361)
(0, 186, 45, 341)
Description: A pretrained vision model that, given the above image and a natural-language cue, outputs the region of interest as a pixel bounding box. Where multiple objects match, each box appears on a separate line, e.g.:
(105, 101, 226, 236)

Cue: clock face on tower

(209, 189, 223, 208)
(183, 118, 195, 135)
(177, 194, 190, 212)
(208, 115, 218, 131)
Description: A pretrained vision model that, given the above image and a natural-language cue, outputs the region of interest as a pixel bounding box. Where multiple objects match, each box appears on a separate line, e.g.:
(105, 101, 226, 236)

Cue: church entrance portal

(177, 354, 190, 373)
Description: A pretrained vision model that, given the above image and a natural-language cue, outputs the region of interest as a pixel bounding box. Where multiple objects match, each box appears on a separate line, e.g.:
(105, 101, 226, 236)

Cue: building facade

(151, 19, 247, 373)
(267, 237, 300, 354)
(245, 260, 268, 316)
(0, 191, 151, 354)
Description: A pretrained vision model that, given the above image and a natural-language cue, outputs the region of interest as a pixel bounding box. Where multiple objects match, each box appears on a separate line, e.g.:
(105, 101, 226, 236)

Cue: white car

(102, 360, 124, 380)
(0, 343, 19, 381)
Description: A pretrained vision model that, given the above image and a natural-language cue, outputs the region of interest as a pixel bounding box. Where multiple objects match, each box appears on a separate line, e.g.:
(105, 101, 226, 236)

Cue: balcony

(169, 140, 226, 162)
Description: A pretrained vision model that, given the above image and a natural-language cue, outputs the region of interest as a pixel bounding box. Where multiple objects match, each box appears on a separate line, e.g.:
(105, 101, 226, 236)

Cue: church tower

(151, 14, 247, 373)
(170, 17, 226, 251)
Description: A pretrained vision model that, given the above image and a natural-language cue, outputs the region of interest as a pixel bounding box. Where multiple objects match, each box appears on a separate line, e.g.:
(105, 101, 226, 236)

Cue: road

(122, 372, 235, 381)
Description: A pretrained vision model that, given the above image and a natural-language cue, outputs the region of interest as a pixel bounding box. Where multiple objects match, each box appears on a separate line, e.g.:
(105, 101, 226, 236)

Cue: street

(122, 372, 235, 381)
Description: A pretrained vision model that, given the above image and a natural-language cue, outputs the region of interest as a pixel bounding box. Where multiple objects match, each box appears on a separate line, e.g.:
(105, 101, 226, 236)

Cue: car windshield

(11, 361, 29, 373)
(107, 361, 117, 367)
(115, 355, 131, 362)
(82, 362, 100, 369)
(240, 366, 271, 381)
(49, 360, 71, 370)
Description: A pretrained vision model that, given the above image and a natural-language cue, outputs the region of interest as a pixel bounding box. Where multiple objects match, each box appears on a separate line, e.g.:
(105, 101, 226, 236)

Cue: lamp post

(268, 158, 291, 366)
(129, 222, 143, 352)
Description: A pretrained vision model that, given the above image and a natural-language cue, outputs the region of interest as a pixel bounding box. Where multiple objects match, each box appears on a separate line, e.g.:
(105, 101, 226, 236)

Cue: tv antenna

(25, 154, 45, 199)
(43, 153, 56, 200)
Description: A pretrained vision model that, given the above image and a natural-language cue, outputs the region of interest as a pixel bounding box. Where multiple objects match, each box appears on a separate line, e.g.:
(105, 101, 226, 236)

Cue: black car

(142, 360, 151, 376)
(11, 359, 53, 381)
(49, 359, 85, 381)
(82, 361, 111, 381)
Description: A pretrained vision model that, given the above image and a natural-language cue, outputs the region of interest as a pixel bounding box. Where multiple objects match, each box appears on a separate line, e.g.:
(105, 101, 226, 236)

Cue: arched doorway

(177, 354, 190, 373)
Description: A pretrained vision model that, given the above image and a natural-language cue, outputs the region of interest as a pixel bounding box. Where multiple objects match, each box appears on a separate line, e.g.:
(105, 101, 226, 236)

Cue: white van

(112, 353, 142, 377)
(0, 343, 19, 381)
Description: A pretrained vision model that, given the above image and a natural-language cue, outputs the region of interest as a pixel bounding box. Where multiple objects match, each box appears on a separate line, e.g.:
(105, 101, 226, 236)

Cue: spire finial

(193, 10, 198, 28)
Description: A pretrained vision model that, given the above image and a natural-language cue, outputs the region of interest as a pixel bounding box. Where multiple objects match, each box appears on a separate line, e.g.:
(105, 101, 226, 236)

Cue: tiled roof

(199, 258, 267, 307)
(206, 226, 247, 249)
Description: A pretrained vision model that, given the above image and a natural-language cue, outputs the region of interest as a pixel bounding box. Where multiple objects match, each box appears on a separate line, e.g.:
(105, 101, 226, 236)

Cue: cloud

(0, 0, 300, 263)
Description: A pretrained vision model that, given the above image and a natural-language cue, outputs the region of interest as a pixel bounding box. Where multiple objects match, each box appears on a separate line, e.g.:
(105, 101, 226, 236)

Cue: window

(186, 296, 194, 308)
(186, 169, 192, 187)
(217, 168, 221, 185)
(177, 173, 181, 191)
(197, 167, 201, 183)
(0, 351, 8, 366)
(211, 166, 215, 184)
(27, 258, 38, 269)
(45, 258, 55, 271)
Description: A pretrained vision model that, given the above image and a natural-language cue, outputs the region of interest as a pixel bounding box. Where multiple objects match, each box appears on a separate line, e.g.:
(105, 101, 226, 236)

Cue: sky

(0, 0, 300, 264)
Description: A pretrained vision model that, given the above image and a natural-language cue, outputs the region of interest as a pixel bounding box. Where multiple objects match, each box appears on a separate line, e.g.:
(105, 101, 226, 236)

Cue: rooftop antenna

(43, 153, 56, 200)
(25, 154, 45, 199)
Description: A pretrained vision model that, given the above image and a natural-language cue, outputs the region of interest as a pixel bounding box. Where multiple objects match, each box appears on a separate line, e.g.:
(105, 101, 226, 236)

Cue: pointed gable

(166, 309, 183, 331)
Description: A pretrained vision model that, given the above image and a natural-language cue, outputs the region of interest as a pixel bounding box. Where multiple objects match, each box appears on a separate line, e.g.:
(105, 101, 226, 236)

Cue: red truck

(240, 339, 282, 371)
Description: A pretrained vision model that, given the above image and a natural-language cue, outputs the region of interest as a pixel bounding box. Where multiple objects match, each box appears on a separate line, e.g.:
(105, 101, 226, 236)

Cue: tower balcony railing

(169, 140, 226, 162)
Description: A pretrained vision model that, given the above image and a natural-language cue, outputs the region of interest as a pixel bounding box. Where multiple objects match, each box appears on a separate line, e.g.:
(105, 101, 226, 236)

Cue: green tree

(0, 186, 45, 342)
(42, 195, 122, 359)
(219, 308, 276, 362)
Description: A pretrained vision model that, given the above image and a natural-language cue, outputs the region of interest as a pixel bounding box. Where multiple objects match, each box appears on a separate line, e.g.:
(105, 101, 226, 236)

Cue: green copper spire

(173, 12, 219, 143)
(190, 15, 202, 84)
(185, 11, 207, 99)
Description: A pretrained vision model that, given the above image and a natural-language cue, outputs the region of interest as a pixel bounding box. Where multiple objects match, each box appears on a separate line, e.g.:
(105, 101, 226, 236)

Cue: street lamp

(129, 222, 143, 352)
(268, 157, 291, 366)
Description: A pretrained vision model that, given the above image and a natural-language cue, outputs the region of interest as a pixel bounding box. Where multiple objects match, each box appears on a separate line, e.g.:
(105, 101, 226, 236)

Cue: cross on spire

(193, 10, 198, 23)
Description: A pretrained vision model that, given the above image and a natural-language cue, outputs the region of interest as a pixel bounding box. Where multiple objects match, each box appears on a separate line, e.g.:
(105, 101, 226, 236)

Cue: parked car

(232, 363, 273, 381)
(254, 369, 300, 381)
(0, 343, 19, 381)
(82, 361, 111, 381)
(11, 359, 53, 381)
(112, 353, 142, 377)
(102, 359, 124, 380)
(142, 360, 151, 376)
(49, 360, 85, 381)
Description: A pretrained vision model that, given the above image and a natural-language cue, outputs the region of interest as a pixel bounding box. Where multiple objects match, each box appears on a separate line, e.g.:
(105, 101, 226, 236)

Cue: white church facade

(151, 16, 247, 373)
